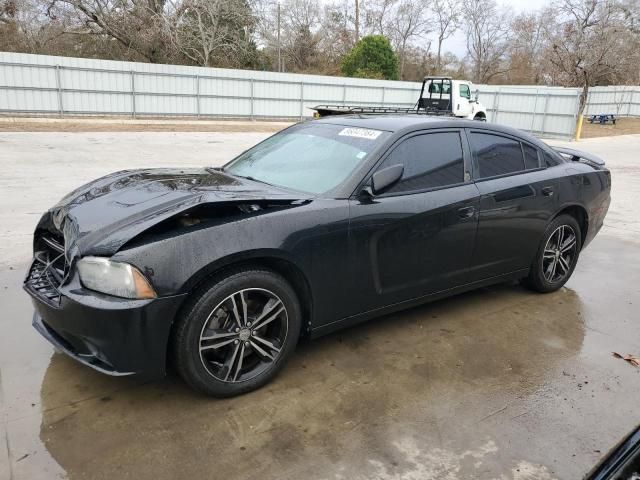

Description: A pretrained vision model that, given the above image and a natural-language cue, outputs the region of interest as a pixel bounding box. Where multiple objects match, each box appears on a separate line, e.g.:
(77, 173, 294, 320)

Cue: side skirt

(310, 268, 529, 339)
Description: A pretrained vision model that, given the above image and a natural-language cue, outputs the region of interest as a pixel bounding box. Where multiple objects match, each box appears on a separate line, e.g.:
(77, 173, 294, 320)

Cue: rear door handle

(457, 206, 475, 219)
(542, 186, 554, 197)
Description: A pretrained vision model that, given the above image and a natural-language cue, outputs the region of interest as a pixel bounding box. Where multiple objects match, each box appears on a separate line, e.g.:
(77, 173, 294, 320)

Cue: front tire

(524, 215, 582, 293)
(173, 268, 301, 397)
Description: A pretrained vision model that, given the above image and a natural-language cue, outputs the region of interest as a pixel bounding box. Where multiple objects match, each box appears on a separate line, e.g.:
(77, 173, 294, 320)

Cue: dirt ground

(0, 117, 291, 133)
(581, 116, 640, 138)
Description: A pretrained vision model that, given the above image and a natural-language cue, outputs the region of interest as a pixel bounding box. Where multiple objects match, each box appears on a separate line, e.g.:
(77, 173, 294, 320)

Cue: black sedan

(24, 116, 611, 397)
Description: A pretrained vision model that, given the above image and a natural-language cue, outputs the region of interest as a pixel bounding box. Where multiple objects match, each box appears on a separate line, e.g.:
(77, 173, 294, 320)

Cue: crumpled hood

(36, 168, 309, 258)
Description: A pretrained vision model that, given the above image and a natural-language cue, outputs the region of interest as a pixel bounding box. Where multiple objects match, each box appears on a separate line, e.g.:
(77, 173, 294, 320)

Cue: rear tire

(172, 268, 301, 397)
(524, 215, 582, 293)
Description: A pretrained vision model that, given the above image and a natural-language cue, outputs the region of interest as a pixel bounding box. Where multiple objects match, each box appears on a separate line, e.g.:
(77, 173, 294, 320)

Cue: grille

(25, 233, 69, 307)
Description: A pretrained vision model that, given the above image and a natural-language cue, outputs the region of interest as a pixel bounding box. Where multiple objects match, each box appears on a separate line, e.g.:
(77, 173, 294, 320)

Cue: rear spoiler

(553, 147, 606, 169)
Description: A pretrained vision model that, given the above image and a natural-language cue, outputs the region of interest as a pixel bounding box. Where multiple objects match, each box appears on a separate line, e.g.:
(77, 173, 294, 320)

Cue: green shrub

(341, 35, 399, 80)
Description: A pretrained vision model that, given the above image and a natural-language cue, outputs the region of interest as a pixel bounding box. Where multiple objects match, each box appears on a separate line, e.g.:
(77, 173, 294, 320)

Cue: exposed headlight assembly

(77, 257, 156, 299)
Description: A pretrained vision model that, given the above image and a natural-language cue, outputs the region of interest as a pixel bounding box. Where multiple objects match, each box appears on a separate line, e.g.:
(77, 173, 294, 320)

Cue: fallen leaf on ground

(612, 352, 640, 367)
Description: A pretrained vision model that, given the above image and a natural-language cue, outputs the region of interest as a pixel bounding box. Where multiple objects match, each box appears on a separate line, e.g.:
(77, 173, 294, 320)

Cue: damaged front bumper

(25, 266, 187, 380)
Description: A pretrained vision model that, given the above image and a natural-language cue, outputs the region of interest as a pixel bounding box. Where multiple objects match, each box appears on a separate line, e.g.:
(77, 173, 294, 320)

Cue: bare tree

(462, 0, 511, 83)
(431, 0, 459, 73)
(169, 0, 254, 67)
(0, 0, 76, 53)
(505, 9, 547, 84)
(2, 0, 640, 89)
(387, 0, 433, 79)
(252, 0, 281, 69)
(0, 0, 18, 24)
(282, 0, 321, 71)
(318, 1, 356, 73)
(254, 0, 322, 72)
(619, 0, 639, 33)
(49, 0, 173, 63)
(362, 0, 394, 37)
(545, 0, 630, 116)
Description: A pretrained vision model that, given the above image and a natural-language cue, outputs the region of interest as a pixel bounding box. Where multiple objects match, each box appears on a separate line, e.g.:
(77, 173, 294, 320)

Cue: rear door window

(469, 132, 524, 179)
(376, 131, 465, 194)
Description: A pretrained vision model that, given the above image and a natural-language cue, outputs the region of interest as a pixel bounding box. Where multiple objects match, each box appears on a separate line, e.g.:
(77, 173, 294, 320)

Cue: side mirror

(369, 164, 404, 195)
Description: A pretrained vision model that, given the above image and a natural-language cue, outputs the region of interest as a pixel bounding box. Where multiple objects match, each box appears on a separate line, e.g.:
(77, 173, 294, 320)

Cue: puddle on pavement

(1, 233, 639, 480)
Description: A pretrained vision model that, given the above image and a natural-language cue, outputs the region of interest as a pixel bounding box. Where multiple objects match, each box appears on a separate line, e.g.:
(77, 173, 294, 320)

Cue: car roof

(315, 114, 460, 131)
(313, 114, 545, 147)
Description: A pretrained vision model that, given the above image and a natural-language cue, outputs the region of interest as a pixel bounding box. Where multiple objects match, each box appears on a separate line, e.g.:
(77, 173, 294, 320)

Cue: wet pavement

(1, 132, 639, 479)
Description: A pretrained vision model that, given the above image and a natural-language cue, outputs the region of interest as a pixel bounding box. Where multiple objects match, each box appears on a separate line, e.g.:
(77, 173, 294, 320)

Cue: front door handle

(542, 186, 554, 197)
(457, 206, 475, 219)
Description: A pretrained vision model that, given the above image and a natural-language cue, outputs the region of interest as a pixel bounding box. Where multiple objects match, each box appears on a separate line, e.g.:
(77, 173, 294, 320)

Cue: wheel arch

(165, 251, 314, 374)
(551, 204, 589, 249)
(177, 249, 314, 335)
(473, 111, 487, 121)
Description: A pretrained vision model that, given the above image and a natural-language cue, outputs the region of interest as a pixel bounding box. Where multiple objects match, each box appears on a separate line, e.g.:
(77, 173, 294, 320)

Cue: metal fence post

(195, 75, 200, 119)
(54, 65, 63, 117)
(530, 89, 539, 133)
(381, 86, 386, 105)
(627, 89, 633, 116)
(250, 79, 254, 120)
(493, 91, 500, 123)
(342, 84, 347, 105)
(541, 93, 550, 136)
(130, 70, 136, 118)
(300, 81, 304, 120)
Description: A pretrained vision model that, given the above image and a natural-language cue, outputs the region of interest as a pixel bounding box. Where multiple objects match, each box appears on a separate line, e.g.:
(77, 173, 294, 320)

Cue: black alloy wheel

(541, 224, 578, 284)
(173, 268, 301, 397)
(198, 288, 288, 383)
(524, 214, 582, 293)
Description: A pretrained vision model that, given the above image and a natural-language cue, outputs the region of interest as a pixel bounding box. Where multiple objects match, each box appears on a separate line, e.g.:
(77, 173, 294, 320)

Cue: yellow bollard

(574, 114, 584, 141)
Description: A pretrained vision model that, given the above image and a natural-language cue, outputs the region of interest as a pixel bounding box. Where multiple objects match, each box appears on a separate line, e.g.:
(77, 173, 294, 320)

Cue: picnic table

(588, 114, 616, 125)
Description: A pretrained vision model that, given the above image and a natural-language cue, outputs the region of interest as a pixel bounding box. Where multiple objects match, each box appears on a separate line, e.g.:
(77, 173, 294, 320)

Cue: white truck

(312, 76, 487, 121)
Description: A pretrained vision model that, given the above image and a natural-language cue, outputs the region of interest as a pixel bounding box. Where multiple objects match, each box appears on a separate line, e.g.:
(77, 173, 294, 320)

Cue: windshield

(224, 123, 390, 194)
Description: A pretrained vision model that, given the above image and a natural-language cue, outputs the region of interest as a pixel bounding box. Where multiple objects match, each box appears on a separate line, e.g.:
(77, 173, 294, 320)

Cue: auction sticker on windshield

(338, 127, 383, 140)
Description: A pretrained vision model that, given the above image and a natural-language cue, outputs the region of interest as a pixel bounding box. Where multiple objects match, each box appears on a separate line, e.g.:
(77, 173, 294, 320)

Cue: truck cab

(418, 76, 487, 121)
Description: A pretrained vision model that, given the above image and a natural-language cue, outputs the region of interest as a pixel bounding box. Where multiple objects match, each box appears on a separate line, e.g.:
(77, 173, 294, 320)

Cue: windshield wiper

(228, 173, 276, 187)
(206, 167, 261, 182)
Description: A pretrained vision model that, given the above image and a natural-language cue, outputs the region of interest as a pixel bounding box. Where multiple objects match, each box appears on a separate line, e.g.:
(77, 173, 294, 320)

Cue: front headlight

(77, 257, 156, 299)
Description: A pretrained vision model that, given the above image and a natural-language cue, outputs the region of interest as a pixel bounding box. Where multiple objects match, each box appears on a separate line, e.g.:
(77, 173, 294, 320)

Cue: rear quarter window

(523, 144, 540, 170)
(543, 150, 563, 167)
